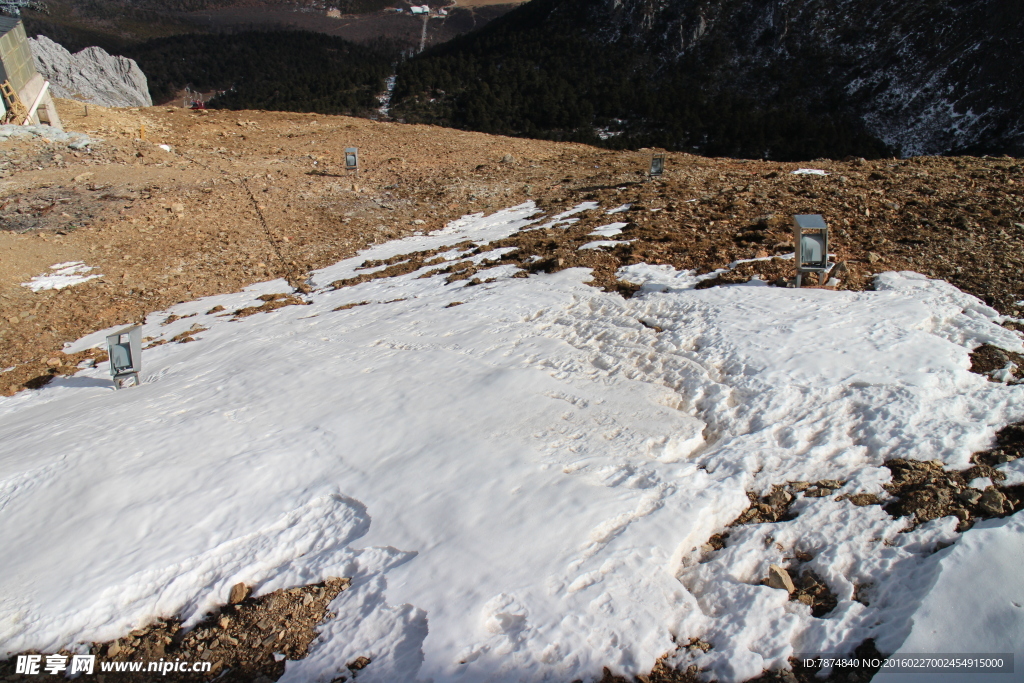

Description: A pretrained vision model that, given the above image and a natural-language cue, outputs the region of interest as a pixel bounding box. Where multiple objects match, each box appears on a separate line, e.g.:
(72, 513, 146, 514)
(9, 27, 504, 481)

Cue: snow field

(1, 202, 1023, 682)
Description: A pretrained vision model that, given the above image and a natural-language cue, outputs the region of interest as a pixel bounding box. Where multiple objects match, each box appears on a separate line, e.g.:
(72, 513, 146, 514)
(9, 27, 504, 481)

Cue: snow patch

(2, 205, 1024, 683)
(21, 262, 102, 292)
(589, 222, 629, 237)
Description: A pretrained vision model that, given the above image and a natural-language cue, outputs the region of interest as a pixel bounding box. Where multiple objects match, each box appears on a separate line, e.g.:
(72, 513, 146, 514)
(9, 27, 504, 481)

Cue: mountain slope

(391, 0, 1024, 159)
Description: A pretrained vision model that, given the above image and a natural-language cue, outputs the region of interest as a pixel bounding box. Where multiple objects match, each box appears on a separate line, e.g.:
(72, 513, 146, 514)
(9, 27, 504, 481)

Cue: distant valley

(14, 0, 1024, 160)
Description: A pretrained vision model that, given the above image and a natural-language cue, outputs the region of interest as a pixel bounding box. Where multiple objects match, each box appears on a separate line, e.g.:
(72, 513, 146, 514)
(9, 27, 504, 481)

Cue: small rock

(956, 489, 982, 506)
(979, 488, 1007, 516)
(171, 203, 185, 214)
(348, 656, 372, 671)
(46, 357, 62, 366)
(228, 582, 250, 605)
(767, 489, 792, 508)
(73, 172, 94, 183)
(107, 641, 121, 657)
(867, 252, 881, 264)
(219, 616, 231, 629)
(846, 493, 879, 506)
(767, 564, 795, 593)
(500, 154, 515, 163)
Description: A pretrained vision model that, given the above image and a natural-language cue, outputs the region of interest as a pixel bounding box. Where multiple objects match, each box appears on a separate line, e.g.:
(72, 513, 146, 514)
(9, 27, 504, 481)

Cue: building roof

(0, 16, 20, 37)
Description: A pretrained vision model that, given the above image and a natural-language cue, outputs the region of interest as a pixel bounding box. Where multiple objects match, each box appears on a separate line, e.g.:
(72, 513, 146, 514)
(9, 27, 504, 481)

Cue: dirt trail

(1, 99, 1022, 398)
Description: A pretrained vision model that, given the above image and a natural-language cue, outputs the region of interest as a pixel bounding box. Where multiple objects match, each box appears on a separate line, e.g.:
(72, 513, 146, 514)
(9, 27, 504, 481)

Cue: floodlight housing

(344, 147, 359, 171)
(793, 214, 830, 286)
(649, 153, 665, 177)
(105, 325, 142, 389)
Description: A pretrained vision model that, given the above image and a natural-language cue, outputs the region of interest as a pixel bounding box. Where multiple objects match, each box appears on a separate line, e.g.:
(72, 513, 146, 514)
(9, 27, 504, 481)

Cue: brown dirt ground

(3, 99, 1022, 401)
(2, 99, 1024, 682)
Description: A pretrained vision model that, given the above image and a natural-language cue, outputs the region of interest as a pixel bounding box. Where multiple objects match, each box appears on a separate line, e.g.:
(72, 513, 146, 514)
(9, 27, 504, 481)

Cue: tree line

(389, 0, 893, 160)
(126, 31, 400, 115)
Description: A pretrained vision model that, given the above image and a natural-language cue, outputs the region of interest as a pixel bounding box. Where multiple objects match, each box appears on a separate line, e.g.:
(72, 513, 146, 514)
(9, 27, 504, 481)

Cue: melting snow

(578, 240, 633, 250)
(21, 261, 102, 292)
(1, 203, 1023, 682)
(589, 222, 628, 237)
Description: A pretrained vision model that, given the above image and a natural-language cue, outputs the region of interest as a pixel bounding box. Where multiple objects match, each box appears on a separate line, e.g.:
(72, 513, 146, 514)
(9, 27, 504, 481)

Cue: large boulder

(28, 35, 152, 108)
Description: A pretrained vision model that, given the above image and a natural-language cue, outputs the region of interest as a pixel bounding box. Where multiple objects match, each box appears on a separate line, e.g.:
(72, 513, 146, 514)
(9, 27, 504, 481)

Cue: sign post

(105, 325, 142, 389)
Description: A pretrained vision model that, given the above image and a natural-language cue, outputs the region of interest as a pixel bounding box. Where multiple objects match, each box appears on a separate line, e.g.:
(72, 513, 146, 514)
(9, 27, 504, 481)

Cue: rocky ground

(1, 100, 1023, 682)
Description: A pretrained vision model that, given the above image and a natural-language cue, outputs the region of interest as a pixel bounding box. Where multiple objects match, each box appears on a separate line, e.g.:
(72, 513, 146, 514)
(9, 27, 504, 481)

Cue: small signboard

(105, 325, 142, 389)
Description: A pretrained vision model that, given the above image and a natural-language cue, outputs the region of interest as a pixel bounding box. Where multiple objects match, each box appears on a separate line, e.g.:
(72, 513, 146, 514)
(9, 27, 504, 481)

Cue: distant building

(410, 5, 429, 14)
(0, 16, 61, 128)
(326, 8, 341, 18)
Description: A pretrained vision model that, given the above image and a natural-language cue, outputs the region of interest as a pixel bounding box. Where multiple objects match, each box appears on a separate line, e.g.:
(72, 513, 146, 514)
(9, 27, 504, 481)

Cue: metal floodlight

(649, 153, 665, 178)
(105, 325, 142, 389)
(344, 147, 359, 174)
(793, 214, 830, 287)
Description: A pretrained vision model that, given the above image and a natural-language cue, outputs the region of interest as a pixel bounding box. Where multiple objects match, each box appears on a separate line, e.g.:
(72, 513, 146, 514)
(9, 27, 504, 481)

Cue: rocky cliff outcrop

(28, 35, 152, 108)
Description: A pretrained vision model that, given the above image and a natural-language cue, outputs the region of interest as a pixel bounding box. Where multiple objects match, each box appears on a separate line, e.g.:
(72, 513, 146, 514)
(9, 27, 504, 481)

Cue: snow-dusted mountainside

(395, 0, 1023, 158)
(598, 0, 1024, 157)
(28, 35, 152, 108)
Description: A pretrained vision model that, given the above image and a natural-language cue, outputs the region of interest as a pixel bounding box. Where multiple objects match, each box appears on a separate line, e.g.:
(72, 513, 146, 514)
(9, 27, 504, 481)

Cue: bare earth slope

(1, 99, 1023, 396)
(1, 101, 1024, 683)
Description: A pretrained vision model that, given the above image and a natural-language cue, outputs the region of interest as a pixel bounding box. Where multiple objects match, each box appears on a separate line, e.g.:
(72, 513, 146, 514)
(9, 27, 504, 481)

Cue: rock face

(28, 35, 152, 108)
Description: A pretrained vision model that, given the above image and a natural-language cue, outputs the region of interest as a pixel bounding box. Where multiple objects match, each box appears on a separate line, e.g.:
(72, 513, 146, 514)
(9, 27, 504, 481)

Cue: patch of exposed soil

(232, 292, 309, 319)
(0, 578, 355, 683)
(969, 343, 1024, 383)
(883, 454, 1024, 531)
